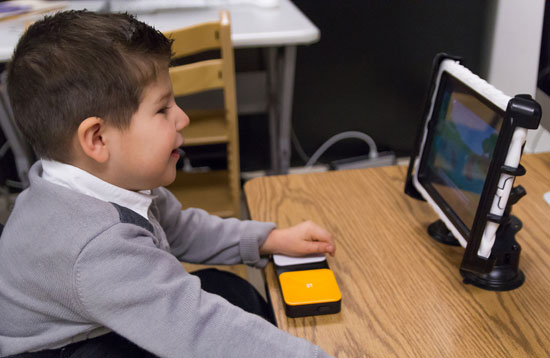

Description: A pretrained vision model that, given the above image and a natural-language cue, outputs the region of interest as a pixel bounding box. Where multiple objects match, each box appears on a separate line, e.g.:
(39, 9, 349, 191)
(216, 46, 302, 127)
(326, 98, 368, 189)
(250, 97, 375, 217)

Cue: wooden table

(244, 153, 550, 357)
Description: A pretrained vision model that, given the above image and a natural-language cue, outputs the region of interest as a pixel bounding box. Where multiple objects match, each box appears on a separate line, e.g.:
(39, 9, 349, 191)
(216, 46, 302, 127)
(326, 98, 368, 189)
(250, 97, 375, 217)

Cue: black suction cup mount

(428, 186, 526, 291)
(459, 214, 524, 291)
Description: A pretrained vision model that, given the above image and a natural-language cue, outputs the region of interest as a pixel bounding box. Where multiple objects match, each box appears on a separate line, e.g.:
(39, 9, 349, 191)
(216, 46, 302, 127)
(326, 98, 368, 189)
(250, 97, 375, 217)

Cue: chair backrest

(164, 11, 240, 217)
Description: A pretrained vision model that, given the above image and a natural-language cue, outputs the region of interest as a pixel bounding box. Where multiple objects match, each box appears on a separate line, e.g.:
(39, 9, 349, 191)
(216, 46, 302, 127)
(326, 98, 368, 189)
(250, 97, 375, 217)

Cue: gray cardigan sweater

(0, 163, 329, 357)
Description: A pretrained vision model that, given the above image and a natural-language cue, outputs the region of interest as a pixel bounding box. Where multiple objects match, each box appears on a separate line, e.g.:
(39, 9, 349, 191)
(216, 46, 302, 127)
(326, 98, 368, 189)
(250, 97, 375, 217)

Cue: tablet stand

(427, 220, 460, 246)
(404, 54, 541, 292)
(428, 185, 526, 291)
(460, 184, 526, 291)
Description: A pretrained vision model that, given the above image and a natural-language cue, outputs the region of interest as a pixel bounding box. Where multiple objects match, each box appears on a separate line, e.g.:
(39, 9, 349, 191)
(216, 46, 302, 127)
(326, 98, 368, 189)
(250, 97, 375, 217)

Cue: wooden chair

(165, 14, 265, 287)
(164, 10, 241, 218)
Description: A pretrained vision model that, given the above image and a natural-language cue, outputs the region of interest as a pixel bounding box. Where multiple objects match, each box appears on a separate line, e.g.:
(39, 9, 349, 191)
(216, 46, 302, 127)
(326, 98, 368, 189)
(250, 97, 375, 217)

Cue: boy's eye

(157, 106, 170, 114)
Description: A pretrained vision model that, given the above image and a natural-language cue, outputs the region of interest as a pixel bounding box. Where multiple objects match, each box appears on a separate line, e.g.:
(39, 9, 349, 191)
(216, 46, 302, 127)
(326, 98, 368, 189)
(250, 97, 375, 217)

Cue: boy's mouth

(171, 148, 181, 158)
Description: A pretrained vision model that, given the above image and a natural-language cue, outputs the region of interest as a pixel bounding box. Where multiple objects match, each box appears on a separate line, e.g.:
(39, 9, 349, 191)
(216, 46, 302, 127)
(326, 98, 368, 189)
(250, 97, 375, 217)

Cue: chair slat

(166, 22, 221, 58)
(170, 59, 223, 97)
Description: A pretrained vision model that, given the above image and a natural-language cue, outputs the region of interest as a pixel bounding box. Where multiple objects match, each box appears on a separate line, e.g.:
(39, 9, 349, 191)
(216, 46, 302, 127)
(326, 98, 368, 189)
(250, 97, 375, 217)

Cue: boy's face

(107, 71, 188, 191)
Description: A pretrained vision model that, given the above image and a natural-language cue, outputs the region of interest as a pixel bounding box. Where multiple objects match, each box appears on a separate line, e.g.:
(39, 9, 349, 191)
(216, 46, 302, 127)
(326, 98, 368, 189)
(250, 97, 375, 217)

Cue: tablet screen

(418, 73, 504, 236)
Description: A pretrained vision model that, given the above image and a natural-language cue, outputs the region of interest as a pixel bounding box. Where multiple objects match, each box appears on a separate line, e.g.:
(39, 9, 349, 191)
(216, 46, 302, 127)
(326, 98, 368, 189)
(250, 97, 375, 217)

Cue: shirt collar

(41, 159, 154, 220)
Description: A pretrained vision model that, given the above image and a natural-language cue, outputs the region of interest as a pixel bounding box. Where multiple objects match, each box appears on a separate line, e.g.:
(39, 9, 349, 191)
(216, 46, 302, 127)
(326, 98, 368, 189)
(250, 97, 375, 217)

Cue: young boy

(0, 10, 335, 358)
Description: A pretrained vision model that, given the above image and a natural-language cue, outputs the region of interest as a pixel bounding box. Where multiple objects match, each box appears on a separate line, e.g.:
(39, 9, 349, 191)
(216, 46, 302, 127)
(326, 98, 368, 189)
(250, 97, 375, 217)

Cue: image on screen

(420, 73, 503, 234)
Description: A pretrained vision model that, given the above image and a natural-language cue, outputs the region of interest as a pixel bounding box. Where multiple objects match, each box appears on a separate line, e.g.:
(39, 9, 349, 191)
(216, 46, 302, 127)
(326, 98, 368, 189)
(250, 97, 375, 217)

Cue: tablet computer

(406, 55, 540, 279)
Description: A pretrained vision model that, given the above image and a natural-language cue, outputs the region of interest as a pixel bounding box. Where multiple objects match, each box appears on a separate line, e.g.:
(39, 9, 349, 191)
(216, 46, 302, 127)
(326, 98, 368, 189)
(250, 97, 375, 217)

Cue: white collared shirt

(41, 159, 154, 220)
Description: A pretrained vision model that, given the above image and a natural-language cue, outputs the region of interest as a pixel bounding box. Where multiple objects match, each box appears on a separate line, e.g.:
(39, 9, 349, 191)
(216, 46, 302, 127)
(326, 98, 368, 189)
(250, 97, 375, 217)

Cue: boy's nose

(176, 107, 190, 131)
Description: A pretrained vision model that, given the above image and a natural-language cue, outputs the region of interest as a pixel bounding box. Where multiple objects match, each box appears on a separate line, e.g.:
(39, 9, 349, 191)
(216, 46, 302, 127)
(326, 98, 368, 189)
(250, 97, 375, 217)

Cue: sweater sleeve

(73, 224, 330, 358)
(152, 187, 276, 267)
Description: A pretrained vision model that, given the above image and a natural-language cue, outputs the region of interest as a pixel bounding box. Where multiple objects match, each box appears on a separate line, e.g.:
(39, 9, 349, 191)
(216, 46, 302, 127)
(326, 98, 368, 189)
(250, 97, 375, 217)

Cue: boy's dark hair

(7, 10, 173, 161)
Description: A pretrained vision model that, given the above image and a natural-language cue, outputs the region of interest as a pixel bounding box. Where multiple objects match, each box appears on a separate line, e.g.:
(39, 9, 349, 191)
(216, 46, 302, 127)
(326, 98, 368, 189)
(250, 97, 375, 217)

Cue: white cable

(291, 127, 310, 163)
(0, 142, 9, 157)
(305, 131, 378, 168)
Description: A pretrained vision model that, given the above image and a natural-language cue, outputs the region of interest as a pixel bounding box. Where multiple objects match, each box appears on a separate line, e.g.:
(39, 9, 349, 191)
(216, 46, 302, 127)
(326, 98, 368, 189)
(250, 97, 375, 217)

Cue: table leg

(278, 45, 296, 174)
(267, 48, 280, 174)
(266, 45, 297, 175)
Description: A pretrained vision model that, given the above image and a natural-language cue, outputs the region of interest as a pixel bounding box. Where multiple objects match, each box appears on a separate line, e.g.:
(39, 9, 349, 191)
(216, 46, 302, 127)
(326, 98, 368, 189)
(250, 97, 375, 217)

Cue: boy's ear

(77, 117, 109, 163)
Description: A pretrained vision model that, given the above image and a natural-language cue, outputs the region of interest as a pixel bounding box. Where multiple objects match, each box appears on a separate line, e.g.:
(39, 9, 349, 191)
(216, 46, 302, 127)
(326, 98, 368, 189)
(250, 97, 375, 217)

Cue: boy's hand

(260, 221, 335, 257)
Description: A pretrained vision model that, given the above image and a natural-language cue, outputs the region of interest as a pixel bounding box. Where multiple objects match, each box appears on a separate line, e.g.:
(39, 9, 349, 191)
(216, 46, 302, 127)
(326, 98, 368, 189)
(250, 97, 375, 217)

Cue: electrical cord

(0, 142, 9, 157)
(176, 148, 210, 173)
(304, 131, 378, 168)
(291, 127, 311, 164)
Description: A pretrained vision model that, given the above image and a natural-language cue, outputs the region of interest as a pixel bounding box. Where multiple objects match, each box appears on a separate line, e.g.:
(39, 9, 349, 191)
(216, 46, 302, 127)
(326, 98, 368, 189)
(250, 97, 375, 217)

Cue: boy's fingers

(305, 223, 332, 241)
(303, 241, 334, 256)
(309, 225, 334, 249)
